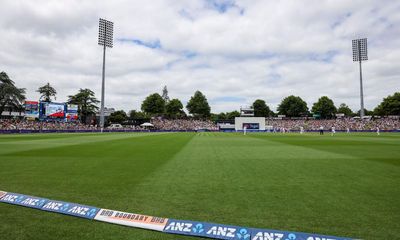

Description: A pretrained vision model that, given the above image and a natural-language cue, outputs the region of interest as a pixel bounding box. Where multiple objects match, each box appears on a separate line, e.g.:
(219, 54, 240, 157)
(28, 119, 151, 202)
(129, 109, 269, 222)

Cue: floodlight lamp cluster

(98, 18, 114, 48)
(352, 38, 368, 62)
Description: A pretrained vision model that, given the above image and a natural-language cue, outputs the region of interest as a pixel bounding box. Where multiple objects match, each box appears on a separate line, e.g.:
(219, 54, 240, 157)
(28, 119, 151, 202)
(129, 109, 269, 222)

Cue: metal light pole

(98, 18, 113, 130)
(352, 38, 368, 118)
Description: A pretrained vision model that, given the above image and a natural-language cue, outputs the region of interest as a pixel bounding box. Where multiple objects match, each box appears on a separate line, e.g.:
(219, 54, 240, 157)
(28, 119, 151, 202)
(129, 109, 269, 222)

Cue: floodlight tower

(352, 38, 368, 118)
(98, 18, 113, 130)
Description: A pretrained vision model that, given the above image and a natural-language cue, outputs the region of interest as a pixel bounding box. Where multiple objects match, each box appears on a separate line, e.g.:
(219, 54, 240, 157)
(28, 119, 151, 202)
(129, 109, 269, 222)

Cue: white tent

(140, 122, 154, 127)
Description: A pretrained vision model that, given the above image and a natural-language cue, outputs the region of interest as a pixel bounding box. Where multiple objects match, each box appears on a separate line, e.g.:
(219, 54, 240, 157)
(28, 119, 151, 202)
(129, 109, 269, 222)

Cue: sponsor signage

(66, 104, 78, 121)
(24, 101, 39, 118)
(45, 102, 65, 118)
(0, 191, 7, 199)
(0, 190, 355, 240)
(0, 192, 48, 209)
(94, 209, 168, 231)
(39, 102, 66, 119)
(41, 200, 99, 219)
(250, 228, 352, 240)
(163, 219, 251, 240)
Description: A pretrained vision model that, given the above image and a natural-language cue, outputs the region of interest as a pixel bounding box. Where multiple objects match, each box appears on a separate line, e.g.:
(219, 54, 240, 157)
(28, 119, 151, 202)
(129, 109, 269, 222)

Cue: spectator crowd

(151, 118, 218, 131)
(0, 119, 97, 131)
(0, 118, 399, 132)
(266, 118, 400, 131)
(0, 119, 219, 131)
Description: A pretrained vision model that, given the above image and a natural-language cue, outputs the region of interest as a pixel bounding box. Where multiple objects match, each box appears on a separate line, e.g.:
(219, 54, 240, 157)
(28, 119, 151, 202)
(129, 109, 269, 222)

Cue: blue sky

(0, 0, 399, 113)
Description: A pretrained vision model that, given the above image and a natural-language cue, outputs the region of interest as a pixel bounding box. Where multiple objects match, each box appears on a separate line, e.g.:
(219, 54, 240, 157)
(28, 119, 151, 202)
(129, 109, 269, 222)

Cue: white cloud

(0, 0, 399, 114)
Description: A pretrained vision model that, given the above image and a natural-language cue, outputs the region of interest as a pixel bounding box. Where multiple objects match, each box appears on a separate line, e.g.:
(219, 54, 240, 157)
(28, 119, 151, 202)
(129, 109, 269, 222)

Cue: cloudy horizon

(1, 0, 399, 114)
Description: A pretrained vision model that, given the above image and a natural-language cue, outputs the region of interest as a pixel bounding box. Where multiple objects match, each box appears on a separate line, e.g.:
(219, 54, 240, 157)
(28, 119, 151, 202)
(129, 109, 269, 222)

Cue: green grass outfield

(0, 132, 399, 239)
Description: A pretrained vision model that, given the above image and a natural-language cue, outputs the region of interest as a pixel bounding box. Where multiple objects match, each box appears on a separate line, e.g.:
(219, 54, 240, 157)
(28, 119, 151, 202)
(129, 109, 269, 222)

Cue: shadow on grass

(248, 134, 400, 167)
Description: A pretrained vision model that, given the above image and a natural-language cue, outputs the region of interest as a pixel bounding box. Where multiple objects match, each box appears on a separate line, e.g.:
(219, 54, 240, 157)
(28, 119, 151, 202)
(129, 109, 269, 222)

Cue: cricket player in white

(331, 126, 336, 136)
(346, 127, 350, 134)
(300, 126, 304, 134)
(377, 127, 380, 136)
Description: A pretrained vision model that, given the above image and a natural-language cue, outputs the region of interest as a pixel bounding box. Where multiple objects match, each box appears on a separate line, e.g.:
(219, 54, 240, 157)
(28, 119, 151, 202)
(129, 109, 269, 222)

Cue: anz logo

(67, 206, 97, 217)
(192, 223, 204, 233)
(252, 231, 285, 240)
(206, 226, 237, 238)
(164, 221, 249, 239)
(237, 228, 251, 239)
(20, 198, 45, 207)
(67, 206, 89, 215)
(165, 222, 193, 233)
(43, 202, 66, 211)
(2, 194, 20, 202)
(2, 194, 26, 204)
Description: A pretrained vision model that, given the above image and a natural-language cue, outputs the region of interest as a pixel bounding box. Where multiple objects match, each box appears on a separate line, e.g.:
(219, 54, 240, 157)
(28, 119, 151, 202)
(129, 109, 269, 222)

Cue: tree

(108, 110, 127, 124)
(141, 93, 165, 116)
(68, 88, 99, 124)
(210, 113, 219, 122)
(337, 103, 353, 116)
(186, 90, 211, 118)
(161, 85, 170, 103)
(37, 82, 57, 102)
(211, 111, 239, 121)
(129, 110, 148, 119)
(252, 99, 271, 117)
(226, 110, 240, 119)
(165, 98, 184, 118)
(277, 95, 308, 117)
(0, 72, 26, 116)
(213, 112, 226, 121)
(311, 96, 337, 119)
(374, 92, 400, 116)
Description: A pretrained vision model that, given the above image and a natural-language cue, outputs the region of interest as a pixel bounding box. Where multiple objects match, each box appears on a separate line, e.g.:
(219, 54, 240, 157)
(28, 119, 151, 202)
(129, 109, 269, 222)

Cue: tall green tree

(311, 96, 337, 119)
(0, 72, 26, 116)
(337, 103, 353, 116)
(141, 93, 165, 116)
(186, 90, 211, 118)
(108, 110, 127, 124)
(165, 98, 184, 118)
(252, 99, 271, 117)
(68, 88, 99, 124)
(374, 92, 400, 116)
(37, 82, 57, 102)
(277, 95, 308, 117)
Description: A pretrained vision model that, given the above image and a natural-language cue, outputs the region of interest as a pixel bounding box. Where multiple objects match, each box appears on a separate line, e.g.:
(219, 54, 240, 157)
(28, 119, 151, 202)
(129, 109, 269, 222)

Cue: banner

(39, 102, 66, 119)
(0, 191, 7, 199)
(250, 228, 352, 240)
(0, 190, 355, 240)
(94, 209, 168, 231)
(41, 200, 99, 219)
(163, 219, 251, 240)
(0, 192, 48, 210)
(24, 101, 39, 119)
(66, 104, 78, 121)
(45, 103, 65, 118)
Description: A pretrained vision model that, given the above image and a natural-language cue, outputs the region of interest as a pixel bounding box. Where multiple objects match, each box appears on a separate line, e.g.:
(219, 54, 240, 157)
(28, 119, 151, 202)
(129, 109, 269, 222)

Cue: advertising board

(0, 192, 48, 210)
(24, 101, 39, 118)
(94, 209, 168, 231)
